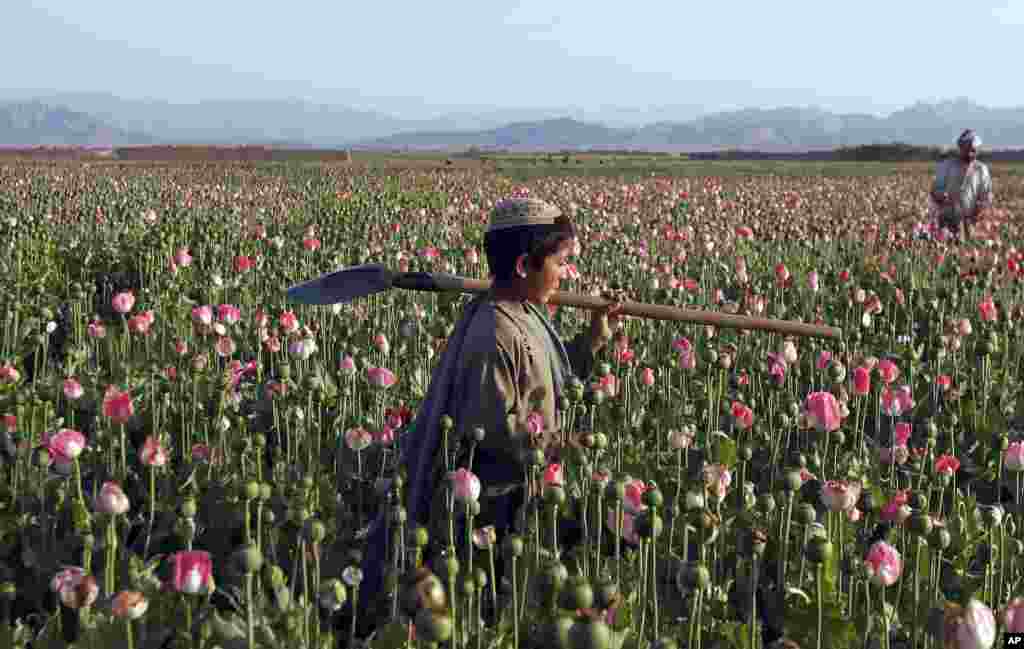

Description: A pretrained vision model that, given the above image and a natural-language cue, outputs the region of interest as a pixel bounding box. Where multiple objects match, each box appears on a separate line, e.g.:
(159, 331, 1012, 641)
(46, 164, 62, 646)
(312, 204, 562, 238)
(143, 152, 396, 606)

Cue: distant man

(930, 129, 994, 240)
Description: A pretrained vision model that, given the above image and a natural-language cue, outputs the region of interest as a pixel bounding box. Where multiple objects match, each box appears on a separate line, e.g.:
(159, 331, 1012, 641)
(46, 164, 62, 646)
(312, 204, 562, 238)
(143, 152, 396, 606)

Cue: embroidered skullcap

(957, 129, 982, 148)
(487, 197, 563, 232)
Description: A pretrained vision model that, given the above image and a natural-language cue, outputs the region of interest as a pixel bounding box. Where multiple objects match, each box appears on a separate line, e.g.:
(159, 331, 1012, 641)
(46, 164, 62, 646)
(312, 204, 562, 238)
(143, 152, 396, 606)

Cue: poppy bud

(805, 536, 834, 564)
(929, 527, 951, 550)
(235, 544, 264, 574)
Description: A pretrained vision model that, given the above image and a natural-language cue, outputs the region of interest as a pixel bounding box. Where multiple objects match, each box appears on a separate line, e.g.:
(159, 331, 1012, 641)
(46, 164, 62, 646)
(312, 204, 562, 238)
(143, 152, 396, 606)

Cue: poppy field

(4, 156, 1024, 649)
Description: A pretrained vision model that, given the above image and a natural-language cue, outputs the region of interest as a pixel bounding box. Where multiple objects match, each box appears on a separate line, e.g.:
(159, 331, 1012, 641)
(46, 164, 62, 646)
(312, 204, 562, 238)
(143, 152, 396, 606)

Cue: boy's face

(522, 238, 575, 305)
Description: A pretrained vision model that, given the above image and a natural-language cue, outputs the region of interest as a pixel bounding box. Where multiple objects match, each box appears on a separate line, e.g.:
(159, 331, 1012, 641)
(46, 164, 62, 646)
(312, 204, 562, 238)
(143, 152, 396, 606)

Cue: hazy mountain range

(2, 94, 1024, 151)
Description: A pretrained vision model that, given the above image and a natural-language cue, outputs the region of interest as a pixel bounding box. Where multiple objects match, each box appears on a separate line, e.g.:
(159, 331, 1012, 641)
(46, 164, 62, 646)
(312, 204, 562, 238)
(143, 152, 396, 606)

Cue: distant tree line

(4, 143, 1024, 163)
(688, 143, 1024, 162)
(0, 146, 356, 163)
(111, 146, 353, 162)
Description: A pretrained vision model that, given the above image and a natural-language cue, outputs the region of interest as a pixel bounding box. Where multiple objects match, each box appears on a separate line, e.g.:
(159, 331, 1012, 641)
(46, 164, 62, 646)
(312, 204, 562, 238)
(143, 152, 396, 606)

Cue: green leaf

(712, 436, 738, 468)
(820, 548, 840, 599)
(208, 610, 247, 643)
(370, 621, 412, 649)
(715, 621, 752, 649)
(785, 587, 812, 605)
(783, 597, 858, 649)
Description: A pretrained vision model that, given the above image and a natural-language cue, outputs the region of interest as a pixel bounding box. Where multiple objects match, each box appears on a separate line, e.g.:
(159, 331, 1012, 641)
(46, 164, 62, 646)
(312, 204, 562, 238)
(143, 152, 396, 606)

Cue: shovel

(286, 264, 842, 339)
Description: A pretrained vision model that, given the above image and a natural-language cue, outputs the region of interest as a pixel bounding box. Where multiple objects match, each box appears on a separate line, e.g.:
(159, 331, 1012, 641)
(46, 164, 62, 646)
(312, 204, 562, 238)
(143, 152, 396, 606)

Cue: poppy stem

(120, 617, 133, 649)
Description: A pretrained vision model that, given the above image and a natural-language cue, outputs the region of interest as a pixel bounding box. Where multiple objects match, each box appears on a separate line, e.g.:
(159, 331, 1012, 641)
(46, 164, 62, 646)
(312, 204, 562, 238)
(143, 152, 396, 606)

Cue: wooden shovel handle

(392, 272, 842, 339)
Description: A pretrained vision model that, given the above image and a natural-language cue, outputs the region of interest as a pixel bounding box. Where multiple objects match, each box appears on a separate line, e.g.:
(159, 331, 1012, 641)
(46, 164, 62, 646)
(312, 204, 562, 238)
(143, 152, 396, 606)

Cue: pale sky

(5, 0, 1023, 118)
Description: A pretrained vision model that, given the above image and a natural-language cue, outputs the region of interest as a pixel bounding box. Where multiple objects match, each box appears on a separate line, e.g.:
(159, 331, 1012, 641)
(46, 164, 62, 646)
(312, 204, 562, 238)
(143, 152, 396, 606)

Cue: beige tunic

(423, 294, 596, 544)
(932, 158, 994, 225)
(359, 292, 598, 613)
(453, 298, 594, 473)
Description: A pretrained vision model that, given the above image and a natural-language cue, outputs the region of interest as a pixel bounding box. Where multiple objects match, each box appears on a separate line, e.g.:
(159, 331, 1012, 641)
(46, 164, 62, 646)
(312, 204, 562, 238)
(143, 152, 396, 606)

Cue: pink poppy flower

(593, 374, 618, 398)
(51, 567, 99, 609)
(978, 296, 998, 322)
(344, 428, 373, 452)
(233, 255, 255, 273)
(168, 551, 214, 594)
(139, 436, 169, 468)
(48, 428, 86, 464)
(731, 401, 753, 430)
(639, 367, 655, 387)
(880, 491, 911, 523)
(87, 320, 107, 338)
(102, 386, 134, 424)
(217, 304, 241, 325)
(339, 355, 356, 374)
(1003, 597, 1024, 633)
(881, 385, 914, 417)
(820, 480, 861, 512)
(0, 365, 21, 384)
(618, 478, 646, 514)
(451, 468, 481, 504)
(703, 464, 732, 503)
(816, 351, 832, 370)
(215, 336, 237, 357)
(955, 599, 996, 649)
(543, 463, 564, 487)
(62, 378, 84, 400)
(95, 481, 130, 515)
(894, 422, 912, 446)
(864, 541, 902, 586)
(111, 291, 135, 314)
(775, 263, 790, 283)
(191, 444, 220, 464)
(525, 411, 545, 437)
(1004, 442, 1024, 472)
(279, 311, 299, 334)
(111, 590, 149, 619)
(191, 305, 213, 326)
(374, 425, 395, 446)
(385, 403, 413, 428)
(934, 454, 960, 475)
(768, 353, 787, 387)
(807, 270, 820, 292)
(876, 359, 900, 384)
(367, 367, 397, 389)
(607, 509, 641, 545)
(173, 248, 193, 268)
(128, 311, 154, 335)
(804, 392, 842, 432)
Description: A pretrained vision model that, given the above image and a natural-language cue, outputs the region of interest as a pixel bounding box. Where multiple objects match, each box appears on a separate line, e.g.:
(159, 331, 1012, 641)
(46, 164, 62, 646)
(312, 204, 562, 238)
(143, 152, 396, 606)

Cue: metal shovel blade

(285, 264, 396, 305)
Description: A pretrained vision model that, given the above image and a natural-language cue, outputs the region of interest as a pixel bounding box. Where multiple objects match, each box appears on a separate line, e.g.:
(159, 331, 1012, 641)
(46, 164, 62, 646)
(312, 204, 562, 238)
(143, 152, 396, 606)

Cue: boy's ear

(515, 254, 528, 279)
